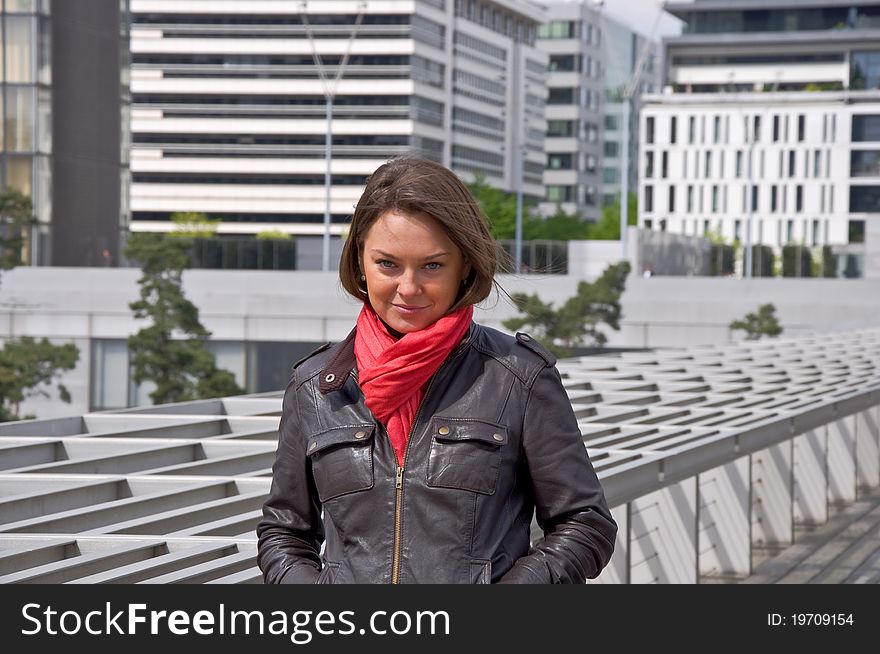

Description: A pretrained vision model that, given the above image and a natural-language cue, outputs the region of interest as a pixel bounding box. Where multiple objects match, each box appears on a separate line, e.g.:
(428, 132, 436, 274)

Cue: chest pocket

(306, 424, 375, 502)
(426, 417, 508, 495)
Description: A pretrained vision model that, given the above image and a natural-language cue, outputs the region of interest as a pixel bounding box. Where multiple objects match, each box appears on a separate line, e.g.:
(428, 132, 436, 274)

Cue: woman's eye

(424, 262, 441, 270)
(377, 260, 395, 268)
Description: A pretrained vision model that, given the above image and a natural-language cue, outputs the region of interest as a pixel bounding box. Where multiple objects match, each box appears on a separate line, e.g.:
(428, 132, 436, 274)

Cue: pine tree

(0, 189, 80, 421)
(125, 232, 244, 404)
(503, 261, 631, 356)
(729, 303, 783, 340)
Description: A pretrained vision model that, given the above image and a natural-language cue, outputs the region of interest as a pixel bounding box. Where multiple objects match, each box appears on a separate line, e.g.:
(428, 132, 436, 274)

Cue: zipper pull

(396, 466, 404, 489)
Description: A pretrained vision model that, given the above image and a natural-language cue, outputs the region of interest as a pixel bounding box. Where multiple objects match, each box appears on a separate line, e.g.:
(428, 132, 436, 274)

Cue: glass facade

(680, 7, 880, 34)
(851, 51, 880, 91)
(0, 0, 51, 264)
(90, 338, 323, 410)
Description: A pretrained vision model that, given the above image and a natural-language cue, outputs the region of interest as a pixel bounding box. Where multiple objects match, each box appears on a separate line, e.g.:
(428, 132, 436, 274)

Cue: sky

(596, 0, 686, 41)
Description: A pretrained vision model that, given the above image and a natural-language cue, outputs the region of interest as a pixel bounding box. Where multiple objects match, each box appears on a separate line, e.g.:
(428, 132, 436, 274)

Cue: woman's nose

(397, 269, 421, 296)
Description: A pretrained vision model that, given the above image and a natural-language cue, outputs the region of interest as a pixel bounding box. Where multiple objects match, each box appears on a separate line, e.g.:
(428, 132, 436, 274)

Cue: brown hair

(339, 156, 502, 312)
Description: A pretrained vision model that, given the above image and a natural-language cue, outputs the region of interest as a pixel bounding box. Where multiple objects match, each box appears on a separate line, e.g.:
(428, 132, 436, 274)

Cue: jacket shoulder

(292, 341, 332, 371)
(470, 324, 555, 385)
(290, 341, 339, 385)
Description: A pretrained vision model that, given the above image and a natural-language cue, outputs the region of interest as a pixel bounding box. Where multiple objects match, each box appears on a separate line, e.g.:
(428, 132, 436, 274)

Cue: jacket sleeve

(498, 364, 618, 584)
(256, 373, 323, 584)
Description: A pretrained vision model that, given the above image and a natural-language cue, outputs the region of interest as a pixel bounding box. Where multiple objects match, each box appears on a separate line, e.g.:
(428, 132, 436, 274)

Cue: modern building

(601, 14, 660, 209)
(663, 0, 880, 94)
(638, 0, 880, 275)
(534, 0, 664, 220)
(0, 0, 129, 267)
(129, 0, 548, 245)
(535, 0, 604, 220)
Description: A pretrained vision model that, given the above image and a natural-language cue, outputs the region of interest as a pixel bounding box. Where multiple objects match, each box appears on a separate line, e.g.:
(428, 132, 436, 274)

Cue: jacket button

(493, 433, 503, 441)
(324, 373, 336, 383)
(438, 426, 450, 435)
(354, 430, 366, 439)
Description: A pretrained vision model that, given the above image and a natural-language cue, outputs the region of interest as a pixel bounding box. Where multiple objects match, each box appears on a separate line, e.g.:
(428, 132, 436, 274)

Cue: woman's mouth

(393, 304, 429, 315)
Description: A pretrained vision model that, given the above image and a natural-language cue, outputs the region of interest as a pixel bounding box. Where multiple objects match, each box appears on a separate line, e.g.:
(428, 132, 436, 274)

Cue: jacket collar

(318, 322, 477, 395)
(318, 327, 357, 394)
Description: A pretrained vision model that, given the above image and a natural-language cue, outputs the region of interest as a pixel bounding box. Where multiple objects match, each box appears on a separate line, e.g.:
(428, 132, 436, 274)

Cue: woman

(257, 157, 617, 583)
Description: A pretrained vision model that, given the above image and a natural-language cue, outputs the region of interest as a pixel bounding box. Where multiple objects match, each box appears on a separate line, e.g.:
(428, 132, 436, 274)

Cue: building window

(772, 115, 780, 142)
(547, 153, 573, 170)
(850, 150, 880, 176)
(687, 185, 694, 212)
(644, 185, 654, 212)
(645, 151, 654, 178)
(735, 151, 743, 178)
(786, 219, 794, 243)
(811, 219, 820, 246)
(788, 150, 796, 177)
(770, 185, 778, 212)
(848, 220, 865, 243)
(704, 151, 712, 178)
(795, 185, 804, 212)
(711, 185, 719, 213)
(546, 185, 574, 203)
(661, 151, 668, 178)
(547, 87, 576, 104)
(670, 116, 677, 144)
(734, 219, 742, 242)
(751, 185, 759, 212)
(548, 54, 581, 72)
(646, 116, 655, 144)
(797, 114, 806, 141)
(668, 185, 675, 213)
(851, 51, 880, 90)
(713, 115, 721, 143)
(688, 116, 696, 144)
(547, 120, 575, 137)
(852, 114, 880, 142)
(850, 185, 880, 212)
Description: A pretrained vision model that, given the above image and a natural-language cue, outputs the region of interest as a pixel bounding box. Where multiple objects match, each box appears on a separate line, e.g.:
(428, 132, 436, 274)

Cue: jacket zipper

(390, 339, 470, 584)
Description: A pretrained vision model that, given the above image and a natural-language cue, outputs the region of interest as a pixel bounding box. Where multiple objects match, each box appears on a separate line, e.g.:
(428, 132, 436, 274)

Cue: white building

(644, 0, 880, 276)
(638, 92, 875, 252)
(129, 0, 547, 238)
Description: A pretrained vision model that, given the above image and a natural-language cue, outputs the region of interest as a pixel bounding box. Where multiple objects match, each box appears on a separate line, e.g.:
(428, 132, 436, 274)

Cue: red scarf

(354, 303, 473, 466)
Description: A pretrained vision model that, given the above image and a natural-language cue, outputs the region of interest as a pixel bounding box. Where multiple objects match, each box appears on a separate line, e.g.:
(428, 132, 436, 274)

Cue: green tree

(0, 188, 37, 271)
(468, 171, 524, 239)
(503, 261, 631, 356)
(0, 337, 79, 422)
(0, 189, 80, 422)
(125, 232, 244, 404)
(524, 206, 591, 240)
(170, 211, 220, 238)
(587, 193, 638, 240)
(729, 303, 783, 341)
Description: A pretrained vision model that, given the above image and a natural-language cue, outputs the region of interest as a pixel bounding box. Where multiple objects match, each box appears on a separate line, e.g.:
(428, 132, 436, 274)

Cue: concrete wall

(1, 267, 879, 420)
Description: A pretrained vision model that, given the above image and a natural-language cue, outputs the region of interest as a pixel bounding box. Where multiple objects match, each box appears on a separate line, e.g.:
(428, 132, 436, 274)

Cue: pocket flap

(430, 418, 508, 446)
(306, 424, 375, 457)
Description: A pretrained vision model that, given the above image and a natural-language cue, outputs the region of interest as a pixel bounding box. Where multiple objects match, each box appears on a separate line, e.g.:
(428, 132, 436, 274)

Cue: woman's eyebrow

(370, 249, 450, 260)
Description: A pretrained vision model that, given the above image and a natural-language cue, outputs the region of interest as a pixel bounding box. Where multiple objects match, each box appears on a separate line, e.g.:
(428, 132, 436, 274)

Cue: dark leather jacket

(257, 322, 617, 584)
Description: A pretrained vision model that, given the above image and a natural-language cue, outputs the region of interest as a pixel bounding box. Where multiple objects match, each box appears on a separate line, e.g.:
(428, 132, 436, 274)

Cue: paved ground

(740, 487, 880, 584)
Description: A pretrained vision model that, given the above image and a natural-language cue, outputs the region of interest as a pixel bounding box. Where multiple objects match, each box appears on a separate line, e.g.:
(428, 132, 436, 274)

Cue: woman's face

(360, 209, 471, 334)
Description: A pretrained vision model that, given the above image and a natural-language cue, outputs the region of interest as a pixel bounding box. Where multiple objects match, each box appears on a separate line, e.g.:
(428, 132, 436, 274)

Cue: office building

(129, 0, 547, 242)
(0, 0, 129, 267)
(638, 0, 880, 275)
